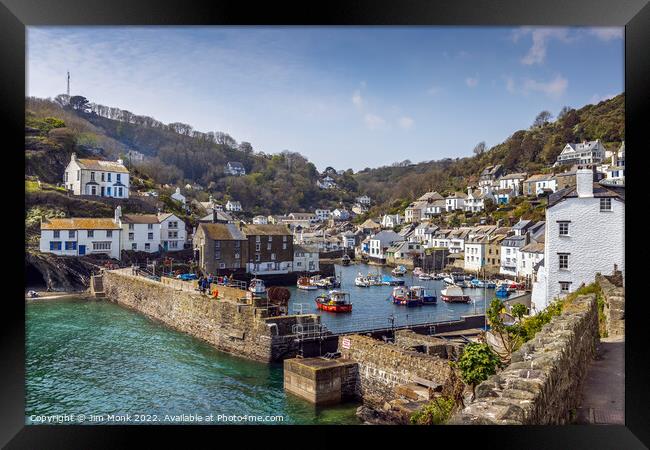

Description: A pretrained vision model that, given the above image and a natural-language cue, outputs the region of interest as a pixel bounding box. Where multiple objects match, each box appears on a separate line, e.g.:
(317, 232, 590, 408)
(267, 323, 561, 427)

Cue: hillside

(25, 93, 624, 218)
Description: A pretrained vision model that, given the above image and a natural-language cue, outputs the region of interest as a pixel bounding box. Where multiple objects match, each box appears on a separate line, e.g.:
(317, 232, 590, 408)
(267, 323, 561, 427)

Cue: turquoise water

(25, 298, 360, 425)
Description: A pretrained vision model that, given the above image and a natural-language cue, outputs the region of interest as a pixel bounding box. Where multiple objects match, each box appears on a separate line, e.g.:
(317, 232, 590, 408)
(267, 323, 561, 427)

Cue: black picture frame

(3, 0, 648, 447)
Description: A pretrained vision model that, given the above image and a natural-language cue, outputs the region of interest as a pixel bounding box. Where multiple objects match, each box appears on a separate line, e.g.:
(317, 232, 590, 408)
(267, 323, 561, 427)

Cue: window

(283, 243, 287, 250)
(128, 232, 134, 240)
(148, 224, 153, 230)
(77, 170, 80, 181)
(271, 253, 276, 261)
(215, 241, 221, 249)
(234, 241, 241, 248)
(50, 241, 62, 251)
(53, 230, 60, 238)
(559, 282, 572, 293)
(145, 243, 150, 251)
(87, 230, 94, 238)
(558, 253, 569, 270)
(91, 186, 97, 195)
(129, 224, 135, 230)
(219, 263, 226, 269)
(93, 241, 111, 250)
(169, 221, 178, 229)
(131, 243, 137, 250)
(90, 172, 95, 181)
(256, 236, 261, 243)
(169, 231, 178, 239)
(106, 230, 112, 238)
(107, 187, 111, 196)
(255, 253, 260, 261)
(255, 243, 261, 251)
(169, 241, 178, 249)
(65, 241, 77, 250)
(268, 236, 273, 242)
(65, 172, 68, 182)
(107, 173, 111, 182)
(148, 232, 154, 240)
(283, 235, 287, 242)
(558, 222, 569, 236)
(101, 173, 105, 182)
(215, 251, 221, 260)
(600, 198, 612, 211)
(267, 243, 271, 251)
(68, 230, 75, 238)
(234, 252, 240, 259)
(116, 174, 121, 182)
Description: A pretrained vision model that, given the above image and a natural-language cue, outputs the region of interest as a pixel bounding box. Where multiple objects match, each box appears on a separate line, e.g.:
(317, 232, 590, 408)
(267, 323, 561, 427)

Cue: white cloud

(513, 27, 571, 65)
(352, 89, 363, 108)
(364, 113, 386, 130)
(588, 27, 623, 41)
(398, 116, 414, 130)
(465, 76, 479, 88)
(522, 74, 568, 99)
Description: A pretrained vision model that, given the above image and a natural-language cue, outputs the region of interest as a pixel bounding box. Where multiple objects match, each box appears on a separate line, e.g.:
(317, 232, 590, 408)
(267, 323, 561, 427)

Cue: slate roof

(121, 214, 160, 224)
(521, 242, 545, 254)
(198, 223, 247, 240)
(242, 224, 292, 236)
(76, 158, 129, 173)
(548, 183, 625, 208)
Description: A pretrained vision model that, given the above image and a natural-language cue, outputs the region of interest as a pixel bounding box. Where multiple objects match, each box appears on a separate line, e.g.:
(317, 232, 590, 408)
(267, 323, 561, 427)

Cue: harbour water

(287, 263, 495, 333)
(25, 297, 360, 425)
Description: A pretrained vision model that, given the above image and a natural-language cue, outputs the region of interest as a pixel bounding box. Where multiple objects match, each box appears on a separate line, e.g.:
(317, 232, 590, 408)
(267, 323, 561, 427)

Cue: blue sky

(27, 27, 623, 171)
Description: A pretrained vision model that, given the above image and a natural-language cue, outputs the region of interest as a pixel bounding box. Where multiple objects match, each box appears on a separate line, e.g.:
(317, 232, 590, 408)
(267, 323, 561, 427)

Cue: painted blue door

(79, 245, 86, 255)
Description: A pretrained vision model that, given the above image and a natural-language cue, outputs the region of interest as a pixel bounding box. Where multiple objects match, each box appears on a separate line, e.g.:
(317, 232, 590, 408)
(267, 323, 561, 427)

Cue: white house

(368, 230, 401, 262)
(293, 244, 319, 273)
(332, 208, 350, 221)
(464, 188, 492, 212)
(314, 209, 331, 221)
(602, 142, 625, 186)
(158, 213, 187, 251)
(498, 173, 528, 196)
(341, 231, 356, 249)
(464, 236, 489, 272)
(317, 176, 337, 189)
(171, 187, 186, 205)
(518, 241, 545, 282)
(555, 140, 607, 166)
(381, 214, 402, 229)
(413, 223, 438, 247)
(404, 201, 428, 223)
(117, 207, 162, 253)
(355, 195, 371, 206)
(40, 216, 122, 260)
(423, 199, 447, 218)
(445, 192, 466, 212)
(225, 200, 242, 212)
(63, 153, 130, 198)
(524, 174, 557, 196)
(500, 234, 528, 277)
(225, 161, 246, 176)
(532, 169, 625, 312)
(252, 215, 268, 225)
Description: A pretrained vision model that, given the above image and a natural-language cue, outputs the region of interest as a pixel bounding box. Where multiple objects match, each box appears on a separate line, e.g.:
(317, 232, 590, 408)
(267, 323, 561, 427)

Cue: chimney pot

(576, 168, 594, 198)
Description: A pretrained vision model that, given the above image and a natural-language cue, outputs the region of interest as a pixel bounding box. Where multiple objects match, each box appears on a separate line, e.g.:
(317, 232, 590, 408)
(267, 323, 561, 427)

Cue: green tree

(457, 342, 501, 400)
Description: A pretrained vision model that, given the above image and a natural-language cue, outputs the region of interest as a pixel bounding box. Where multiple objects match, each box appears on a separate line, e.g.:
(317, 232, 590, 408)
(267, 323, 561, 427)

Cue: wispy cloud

(398, 116, 414, 130)
(352, 89, 363, 108)
(588, 27, 623, 41)
(364, 113, 386, 130)
(515, 27, 572, 65)
(505, 74, 568, 99)
(465, 76, 479, 88)
(426, 86, 443, 95)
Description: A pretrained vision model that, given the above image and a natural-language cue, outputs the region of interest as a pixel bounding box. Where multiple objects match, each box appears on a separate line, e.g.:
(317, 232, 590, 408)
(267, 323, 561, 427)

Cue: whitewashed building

(355, 195, 371, 206)
(252, 215, 268, 225)
(464, 188, 491, 212)
(532, 169, 625, 312)
(225, 200, 242, 212)
(158, 213, 187, 251)
(381, 214, 402, 229)
(317, 176, 337, 189)
(314, 209, 331, 221)
(423, 199, 447, 218)
(118, 209, 162, 253)
(293, 244, 319, 273)
(518, 241, 545, 281)
(445, 192, 466, 212)
(498, 173, 528, 196)
(368, 230, 401, 262)
(63, 153, 130, 198)
(464, 236, 489, 272)
(171, 187, 186, 205)
(332, 208, 350, 221)
(225, 161, 246, 176)
(40, 217, 122, 259)
(555, 140, 607, 166)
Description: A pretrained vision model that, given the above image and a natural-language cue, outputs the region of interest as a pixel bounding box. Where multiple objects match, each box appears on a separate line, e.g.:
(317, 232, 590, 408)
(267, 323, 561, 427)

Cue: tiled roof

(525, 173, 554, 183)
(198, 223, 246, 240)
(242, 224, 292, 236)
(521, 242, 545, 253)
(41, 218, 120, 230)
(76, 158, 129, 173)
(121, 214, 160, 224)
(500, 172, 528, 180)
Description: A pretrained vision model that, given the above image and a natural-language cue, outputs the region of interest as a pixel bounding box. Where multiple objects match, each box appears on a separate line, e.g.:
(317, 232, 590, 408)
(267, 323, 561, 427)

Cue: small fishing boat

(315, 290, 352, 313)
(410, 286, 437, 305)
(366, 272, 383, 286)
(381, 275, 405, 286)
(413, 267, 424, 276)
(495, 284, 509, 298)
(341, 254, 351, 266)
(392, 265, 407, 276)
(418, 273, 433, 281)
(355, 273, 370, 287)
(314, 276, 341, 289)
(248, 278, 267, 297)
(470, 279, 485, 288)
(297, 276, 318, 290)
(390, 286, 422, 307)
(440, 285, 471, 303)
(433, 273, 445, 280)
(443, 276, 455, 286)
(485, 280, 497, 289)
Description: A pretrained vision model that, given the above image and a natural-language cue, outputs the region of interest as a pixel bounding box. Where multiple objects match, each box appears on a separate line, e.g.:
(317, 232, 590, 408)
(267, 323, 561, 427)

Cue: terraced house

(193, 223, 247, 275)
(242, 224, 294, 275)
(63, 153, 130, 198)
(40, 217, 122, 259)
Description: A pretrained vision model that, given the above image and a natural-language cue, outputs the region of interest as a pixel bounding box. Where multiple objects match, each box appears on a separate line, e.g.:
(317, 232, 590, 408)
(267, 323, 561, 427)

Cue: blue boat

(410, 286, 437, 305)
(495, 285, 509, 298)
(381, 275, 405, 286)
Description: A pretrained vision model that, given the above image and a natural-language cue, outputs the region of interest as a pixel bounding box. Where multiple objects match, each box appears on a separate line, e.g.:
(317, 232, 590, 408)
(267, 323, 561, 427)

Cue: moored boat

(410, 286, 437, 305)
(248, 278, 267, 297)
(391, 265, 407, 276)
(381, 275, 405, 286)
(418, 273, 433, 281)
(391, 286, 422, 306)
(297, 276, 318, 290)
(413, 267, 424, 276)
(341, 254, 351, 266)
(495, 284, 509, 298)
(315, 290, 352, 312)
(440, 285, 471, 303)
(355, 273, 370, 287)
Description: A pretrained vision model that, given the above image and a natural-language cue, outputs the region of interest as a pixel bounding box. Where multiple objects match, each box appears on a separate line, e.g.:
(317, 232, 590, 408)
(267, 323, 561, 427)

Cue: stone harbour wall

(596, 272, 625, 337)
(102, 269, 320, 362)
(339, 334, 455, 409)
(450, 294, 598, 425)
(394, 329, 464, 360)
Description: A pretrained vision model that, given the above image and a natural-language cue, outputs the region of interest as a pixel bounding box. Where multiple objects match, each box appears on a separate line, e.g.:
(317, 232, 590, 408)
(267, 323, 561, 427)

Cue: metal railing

(324, 312, 464, 335)
(291, 323, 329, 340)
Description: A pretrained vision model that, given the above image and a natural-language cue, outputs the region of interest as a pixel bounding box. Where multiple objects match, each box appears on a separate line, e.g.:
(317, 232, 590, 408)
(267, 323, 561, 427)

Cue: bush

(410, 396, 455, 425)
(457, 342, 501, 399)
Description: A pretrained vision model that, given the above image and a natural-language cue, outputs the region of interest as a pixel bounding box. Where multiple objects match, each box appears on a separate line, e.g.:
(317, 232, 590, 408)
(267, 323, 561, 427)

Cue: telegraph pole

(67, 71, 70, 96)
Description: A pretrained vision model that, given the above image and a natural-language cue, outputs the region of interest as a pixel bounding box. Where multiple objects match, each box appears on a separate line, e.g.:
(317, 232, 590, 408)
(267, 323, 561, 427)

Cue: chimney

(576, 168, 594, 198)
(71, 152, 77, 161)
(114, 205, 122, 222)
(117, 158, 124, 165)
(467, 186, 472, 197)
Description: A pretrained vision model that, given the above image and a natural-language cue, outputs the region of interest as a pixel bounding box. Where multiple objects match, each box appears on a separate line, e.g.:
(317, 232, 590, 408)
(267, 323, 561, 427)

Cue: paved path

(575, 336, 625, 424)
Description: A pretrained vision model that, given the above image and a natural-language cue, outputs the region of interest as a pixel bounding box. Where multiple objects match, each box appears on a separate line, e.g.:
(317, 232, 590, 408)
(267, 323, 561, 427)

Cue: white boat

(413, 267, 424, 276)
(355, 273, 370, 287)
(297, 276, 318, 290)
(418, 273, 433, 280)
(443, 277, 455, 285)
(248, 278, 266, 297)
(440, 285, 471, 303)
(392, 265, 407, 276)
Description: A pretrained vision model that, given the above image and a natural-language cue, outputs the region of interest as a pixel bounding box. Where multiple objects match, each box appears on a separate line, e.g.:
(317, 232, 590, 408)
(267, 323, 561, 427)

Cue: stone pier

(283, 358, 358, 405)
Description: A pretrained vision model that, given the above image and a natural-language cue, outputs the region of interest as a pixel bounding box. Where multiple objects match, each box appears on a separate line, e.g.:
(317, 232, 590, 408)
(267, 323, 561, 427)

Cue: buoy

(212, 288, 219, 299)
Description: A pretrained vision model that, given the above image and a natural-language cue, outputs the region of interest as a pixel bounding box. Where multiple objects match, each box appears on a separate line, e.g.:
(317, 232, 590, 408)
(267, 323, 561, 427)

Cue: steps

(90, 275, 106, 298)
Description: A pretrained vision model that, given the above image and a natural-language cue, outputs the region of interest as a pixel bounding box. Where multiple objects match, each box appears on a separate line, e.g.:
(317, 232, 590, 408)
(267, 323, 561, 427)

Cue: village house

(170, 187, 186, 205)
(225, 161, 246, 176)
(158, 212, 187, 251)
(531, 169, 624, 312)
(367, 230, 402, 263)
(518, 240, 545, 284)
(293, 244, 319, 273)
(199, 209, 235, 224)
(252, 215, 268, 225)
(385, 240, 423, 266)
(601, 141, 625, 185)
(464, 235, 489, 272)
(118, 208, 161, 253)
(242, 224, 294, 275)
(193, 223, 247, 274)
(404, 201, 428, 223)
(381, 214, 402, 229)
(553, 167, 577, 191)
(555, 139, 607, 167)
(499, 219, 535, 277)
(498, 172, 528, 196)
(423, 199, 447, 218)
(225, 200, 242, 212)
(464, 188, 492, 212)
(288, 212, 317, 224)
(494, 187, 516, 205)
(63, 153, 130, 198)
(314, 209, 331, 222)
(351, 204, 368, 215)
(418, 191, 445, 202)
(40, 216, 122, 259)
(413, 223, 439, 247)
(479, 164, 504, 194)
(332, 208, 350, 221)
(317, 176, 337, 189)
(445, 192, 467, 212)
(523, 174, 557, 197)
(358, 218, 382, 234)
(340, 231, 356, 249)
(355, 195, 371, 206)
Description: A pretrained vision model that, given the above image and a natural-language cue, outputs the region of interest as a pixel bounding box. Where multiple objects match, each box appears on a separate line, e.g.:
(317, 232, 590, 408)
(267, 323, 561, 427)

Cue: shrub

(410, 396, 455, 425)
(457, 342, 501, 399)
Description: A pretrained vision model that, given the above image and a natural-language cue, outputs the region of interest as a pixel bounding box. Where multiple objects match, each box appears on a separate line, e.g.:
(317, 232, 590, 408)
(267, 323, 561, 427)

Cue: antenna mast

(67, 71, 70, 96)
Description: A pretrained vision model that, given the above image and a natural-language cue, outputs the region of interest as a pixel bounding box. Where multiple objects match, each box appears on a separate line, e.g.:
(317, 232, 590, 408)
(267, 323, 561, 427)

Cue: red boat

(315, 290, 352, 313)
